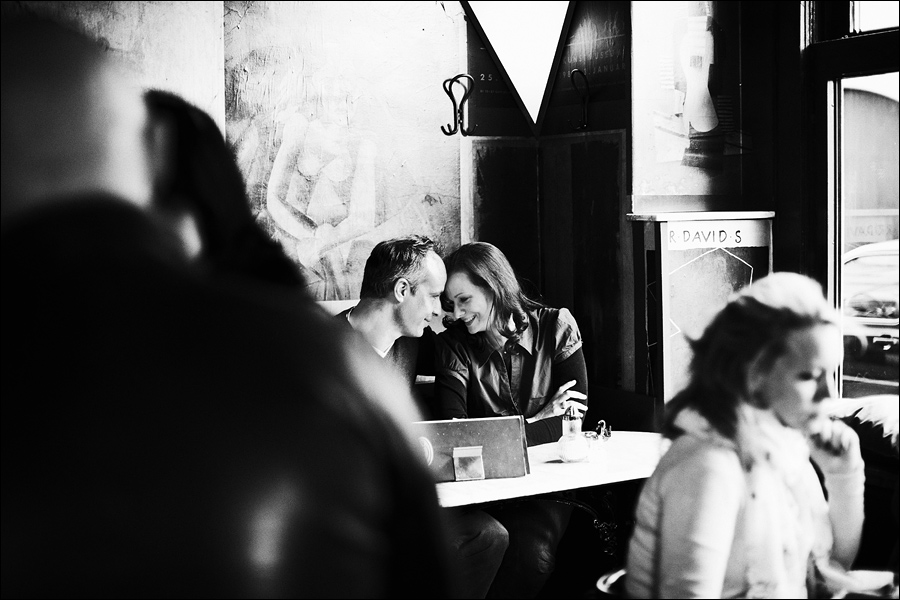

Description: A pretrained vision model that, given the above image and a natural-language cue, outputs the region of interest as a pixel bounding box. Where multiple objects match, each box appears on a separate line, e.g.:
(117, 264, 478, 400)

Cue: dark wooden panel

(471, 140, 540, 290)
(542, 1, 631, 136)
(571, 136, 624, 391)
(539, 140, 576, 311)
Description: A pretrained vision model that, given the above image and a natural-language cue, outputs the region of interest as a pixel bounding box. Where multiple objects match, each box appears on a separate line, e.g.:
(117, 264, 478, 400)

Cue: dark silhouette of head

(1, 15, 152, 229)
(144, 89, 304, 286)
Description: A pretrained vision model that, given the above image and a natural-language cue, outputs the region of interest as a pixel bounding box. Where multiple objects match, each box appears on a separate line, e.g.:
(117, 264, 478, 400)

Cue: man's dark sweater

(337, 308, 438, 419)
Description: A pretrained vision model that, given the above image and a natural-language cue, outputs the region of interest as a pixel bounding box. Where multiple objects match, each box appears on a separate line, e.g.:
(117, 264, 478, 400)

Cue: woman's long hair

(663, 272, 839, 440)
(442, 242, 545, 340)
(144, 89, 304, 287)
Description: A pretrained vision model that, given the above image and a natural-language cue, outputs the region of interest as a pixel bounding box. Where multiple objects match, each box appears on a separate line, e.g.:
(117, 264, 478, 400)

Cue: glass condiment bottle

(562, 404, 582, 436)
(558, 405, 589, 462)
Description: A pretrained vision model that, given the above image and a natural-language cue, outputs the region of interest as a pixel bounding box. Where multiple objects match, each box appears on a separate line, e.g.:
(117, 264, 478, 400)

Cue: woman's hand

(527, 380, 587, 423)
(806, 417, 863, 476)
(806, 416, 866, 569)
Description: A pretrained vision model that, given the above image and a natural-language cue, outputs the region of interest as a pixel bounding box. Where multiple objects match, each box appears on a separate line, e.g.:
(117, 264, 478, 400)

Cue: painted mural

(224, 1, 463, 300)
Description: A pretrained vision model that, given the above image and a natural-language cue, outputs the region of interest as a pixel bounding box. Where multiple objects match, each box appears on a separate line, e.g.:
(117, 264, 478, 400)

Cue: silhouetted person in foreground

(1, 15, 453, 598)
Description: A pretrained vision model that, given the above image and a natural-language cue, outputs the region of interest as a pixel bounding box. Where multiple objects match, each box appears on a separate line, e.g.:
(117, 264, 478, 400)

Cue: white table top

(435, 430, 666, 508)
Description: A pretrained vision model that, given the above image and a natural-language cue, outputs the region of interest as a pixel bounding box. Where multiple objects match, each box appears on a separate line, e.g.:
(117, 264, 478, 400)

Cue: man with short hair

(340, 235, 446, 418)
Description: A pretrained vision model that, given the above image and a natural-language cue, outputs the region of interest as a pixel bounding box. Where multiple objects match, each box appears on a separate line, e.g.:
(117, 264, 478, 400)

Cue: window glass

(839, 72, 899, 398)
(854, 1, 899, 33)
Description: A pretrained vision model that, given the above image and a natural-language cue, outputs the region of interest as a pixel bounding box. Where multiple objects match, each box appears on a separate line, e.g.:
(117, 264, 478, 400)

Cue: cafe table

(435, 430, 666, 508)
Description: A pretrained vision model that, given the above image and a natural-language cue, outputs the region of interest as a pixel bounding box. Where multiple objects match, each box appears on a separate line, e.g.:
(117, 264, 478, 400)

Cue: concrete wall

(1, 1, 225, 129)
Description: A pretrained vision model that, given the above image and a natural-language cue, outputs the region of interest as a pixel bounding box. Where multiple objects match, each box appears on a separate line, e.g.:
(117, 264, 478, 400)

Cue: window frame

(803, 6, 898, 303)
(803, 2, 898, 396)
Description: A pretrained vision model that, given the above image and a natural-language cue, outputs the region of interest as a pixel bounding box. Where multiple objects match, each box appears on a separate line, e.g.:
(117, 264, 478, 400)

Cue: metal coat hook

(569, 69, 590, 131)
(440, 77, 459, 135)
(441, 74, 477, 136)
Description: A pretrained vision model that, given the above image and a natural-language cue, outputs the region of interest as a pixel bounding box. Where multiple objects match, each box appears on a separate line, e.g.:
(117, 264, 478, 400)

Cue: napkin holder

(411, 416, 530, 482)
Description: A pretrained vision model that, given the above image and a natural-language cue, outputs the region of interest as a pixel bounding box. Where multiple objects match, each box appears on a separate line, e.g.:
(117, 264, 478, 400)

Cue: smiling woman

(436, 241, 588, 443)
(433, 241, 588, 598)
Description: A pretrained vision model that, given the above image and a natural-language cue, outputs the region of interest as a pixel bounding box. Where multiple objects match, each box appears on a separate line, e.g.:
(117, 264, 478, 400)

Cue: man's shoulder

(394, 334, 421, 350)
(436, 319, 468, 340)
(408, 325, 437, 345)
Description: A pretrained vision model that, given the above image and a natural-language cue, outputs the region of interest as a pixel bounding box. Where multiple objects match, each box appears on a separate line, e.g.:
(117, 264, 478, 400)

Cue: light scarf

(673, 405, 833, 598)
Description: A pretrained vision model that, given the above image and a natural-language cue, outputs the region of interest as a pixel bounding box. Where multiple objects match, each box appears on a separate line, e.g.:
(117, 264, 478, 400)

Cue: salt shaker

(558, 405, 589, 462)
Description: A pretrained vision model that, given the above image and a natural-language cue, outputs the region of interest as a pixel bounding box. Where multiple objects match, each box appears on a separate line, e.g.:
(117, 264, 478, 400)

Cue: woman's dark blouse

(434, 307, 588, 446)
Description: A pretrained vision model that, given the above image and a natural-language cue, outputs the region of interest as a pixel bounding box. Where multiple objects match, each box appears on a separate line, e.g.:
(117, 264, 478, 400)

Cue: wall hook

(441, 74, 477, 136)
(441, 77, 459, 135)
(569, 69, 590, 131)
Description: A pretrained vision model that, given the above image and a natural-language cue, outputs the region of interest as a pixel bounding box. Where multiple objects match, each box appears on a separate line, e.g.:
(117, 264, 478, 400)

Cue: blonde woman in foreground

(626, 272, 865, 598)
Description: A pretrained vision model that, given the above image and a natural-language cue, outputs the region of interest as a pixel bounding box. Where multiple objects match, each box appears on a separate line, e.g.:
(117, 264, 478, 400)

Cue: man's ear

(393, 278, 410, 303)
